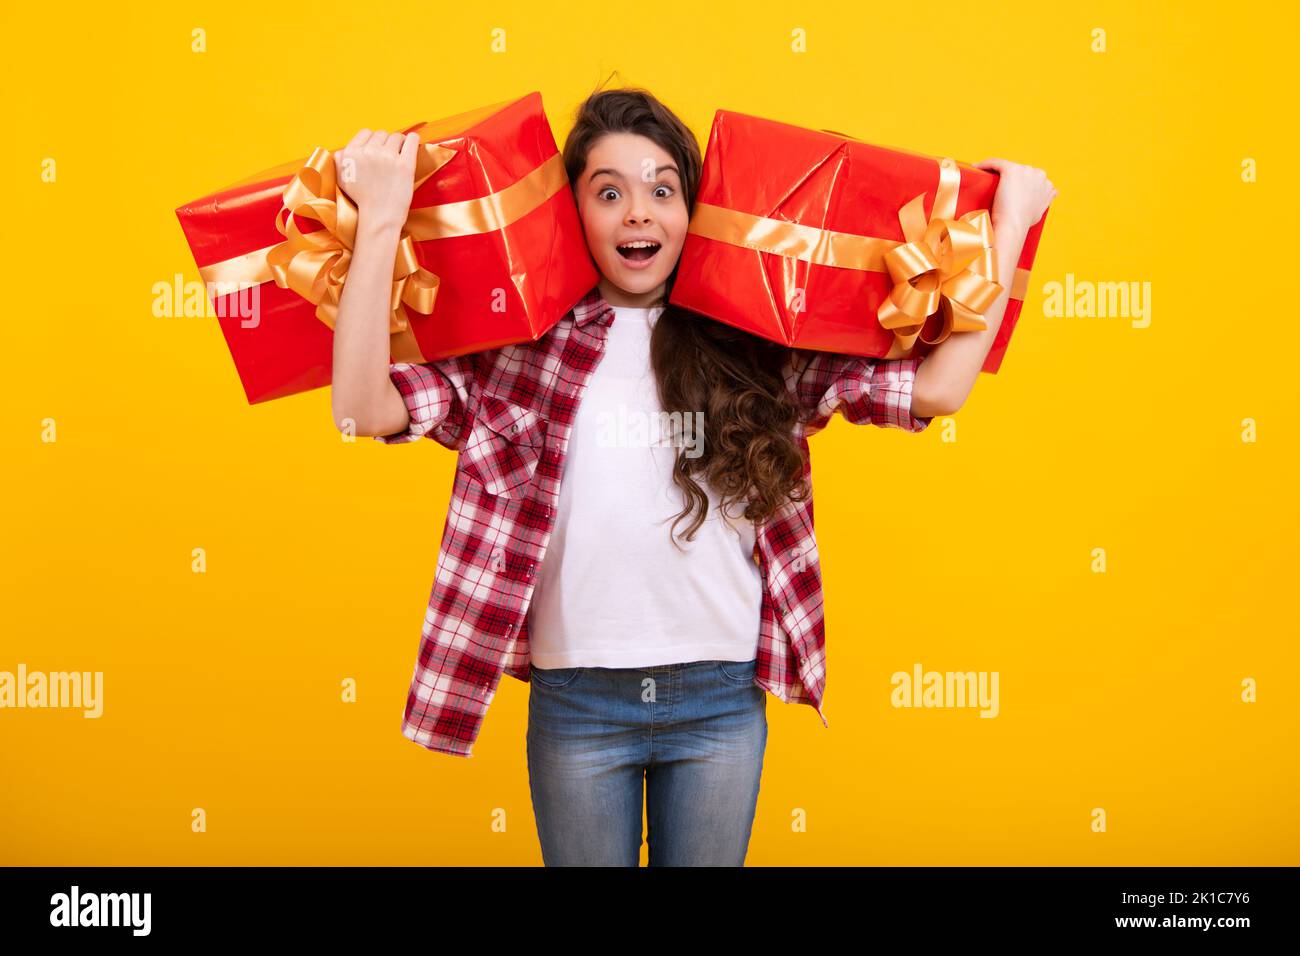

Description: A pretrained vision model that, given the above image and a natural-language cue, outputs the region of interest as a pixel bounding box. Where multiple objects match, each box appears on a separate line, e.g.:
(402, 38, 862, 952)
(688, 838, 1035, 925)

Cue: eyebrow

(589, 164, 681, 182)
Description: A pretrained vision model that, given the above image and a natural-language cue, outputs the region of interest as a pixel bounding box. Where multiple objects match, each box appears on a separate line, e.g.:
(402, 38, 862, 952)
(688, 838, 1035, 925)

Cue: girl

(331, 87, 1055, 866)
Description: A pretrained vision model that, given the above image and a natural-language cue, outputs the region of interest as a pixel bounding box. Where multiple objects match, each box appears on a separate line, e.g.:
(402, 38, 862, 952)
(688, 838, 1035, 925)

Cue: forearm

(330, 215, 406, 431)
(912, 214, 1030, 415)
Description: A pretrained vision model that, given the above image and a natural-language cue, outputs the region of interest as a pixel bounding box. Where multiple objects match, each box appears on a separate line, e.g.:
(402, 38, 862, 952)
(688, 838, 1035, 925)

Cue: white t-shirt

(525, 304, 763, 668)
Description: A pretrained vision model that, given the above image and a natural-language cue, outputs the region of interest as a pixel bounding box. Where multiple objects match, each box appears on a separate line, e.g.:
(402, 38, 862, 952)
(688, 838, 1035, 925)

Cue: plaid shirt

(375, 286, 932, 756)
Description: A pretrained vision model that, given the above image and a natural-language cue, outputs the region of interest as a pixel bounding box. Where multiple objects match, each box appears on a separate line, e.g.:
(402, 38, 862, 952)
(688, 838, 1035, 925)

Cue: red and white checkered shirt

(375, 286, 932, 756)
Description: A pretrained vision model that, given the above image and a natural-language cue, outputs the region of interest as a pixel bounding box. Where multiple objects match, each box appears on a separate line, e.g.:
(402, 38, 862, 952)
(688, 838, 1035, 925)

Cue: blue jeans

(526, 658, 768, 866)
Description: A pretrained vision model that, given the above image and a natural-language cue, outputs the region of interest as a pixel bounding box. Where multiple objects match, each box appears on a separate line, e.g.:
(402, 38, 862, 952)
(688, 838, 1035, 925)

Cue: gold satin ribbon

(686, 138, 1013, 358)
(263, 140, 455, 362)
(876, 157, 1003, 355)
(198, 127, 569, 363)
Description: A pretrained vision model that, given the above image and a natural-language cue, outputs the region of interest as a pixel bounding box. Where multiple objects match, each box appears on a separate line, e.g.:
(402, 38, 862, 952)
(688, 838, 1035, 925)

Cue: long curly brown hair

(562, 82, 811, 548)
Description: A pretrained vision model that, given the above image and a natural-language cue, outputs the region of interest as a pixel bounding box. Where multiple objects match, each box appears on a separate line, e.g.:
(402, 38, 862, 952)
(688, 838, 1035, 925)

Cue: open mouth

(616, 240, 662, 263)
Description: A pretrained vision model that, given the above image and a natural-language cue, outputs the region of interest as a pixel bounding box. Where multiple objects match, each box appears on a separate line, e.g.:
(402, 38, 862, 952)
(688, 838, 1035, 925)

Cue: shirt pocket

(459, 392, 549, 499)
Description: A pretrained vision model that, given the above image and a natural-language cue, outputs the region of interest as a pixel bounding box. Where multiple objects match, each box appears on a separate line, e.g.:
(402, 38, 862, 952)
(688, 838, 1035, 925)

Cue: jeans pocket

(529, 665, 583, 689)
(716, 659, 758, 686)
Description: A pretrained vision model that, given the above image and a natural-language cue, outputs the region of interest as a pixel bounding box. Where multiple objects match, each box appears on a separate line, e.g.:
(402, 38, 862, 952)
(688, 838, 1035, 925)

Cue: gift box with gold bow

(669, 110, 1049, 373)
(175, 92, 597, 404)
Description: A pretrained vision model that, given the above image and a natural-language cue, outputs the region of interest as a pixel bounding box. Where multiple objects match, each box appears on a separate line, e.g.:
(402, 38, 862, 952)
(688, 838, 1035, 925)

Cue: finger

(333, 144, 355, 177)
(384, 131, 405, 153)
(366, 129, 389, 148)
(973, 158, 1009, 171)
(398, 131, 420, 164)
(346, 128, 372, 149)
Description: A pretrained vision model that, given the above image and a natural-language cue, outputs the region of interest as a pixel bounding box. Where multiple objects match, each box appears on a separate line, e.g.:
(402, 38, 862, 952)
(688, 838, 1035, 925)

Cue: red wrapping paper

(670, 110, 1049, 373)
(175, 92, 597, 404)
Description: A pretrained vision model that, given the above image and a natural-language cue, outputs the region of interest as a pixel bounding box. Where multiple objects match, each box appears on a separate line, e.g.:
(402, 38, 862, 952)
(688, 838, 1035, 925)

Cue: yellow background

(2, 0, 1295, 865)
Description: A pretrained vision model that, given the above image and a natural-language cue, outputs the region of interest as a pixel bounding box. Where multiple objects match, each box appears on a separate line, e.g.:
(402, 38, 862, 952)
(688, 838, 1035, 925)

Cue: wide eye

(599, 187, 619, 201)
(654, 184, 674, 198)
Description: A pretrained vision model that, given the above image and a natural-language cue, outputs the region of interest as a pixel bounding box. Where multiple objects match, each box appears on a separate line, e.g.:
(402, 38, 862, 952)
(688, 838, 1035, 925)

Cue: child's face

(574, 132, 689, 307)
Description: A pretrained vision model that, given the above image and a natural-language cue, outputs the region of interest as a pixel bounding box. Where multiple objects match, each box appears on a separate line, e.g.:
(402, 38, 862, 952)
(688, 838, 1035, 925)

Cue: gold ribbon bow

(876, 157, 1003, 354)
(264, 140, 457, 363)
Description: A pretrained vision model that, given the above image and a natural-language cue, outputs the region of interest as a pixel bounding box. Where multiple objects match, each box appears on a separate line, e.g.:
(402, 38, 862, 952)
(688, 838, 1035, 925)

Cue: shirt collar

(572, 285, 614, 327)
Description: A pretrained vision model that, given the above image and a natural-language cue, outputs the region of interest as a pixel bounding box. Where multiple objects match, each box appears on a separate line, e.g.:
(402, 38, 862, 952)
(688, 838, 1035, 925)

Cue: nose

(625, 194, 652, 225)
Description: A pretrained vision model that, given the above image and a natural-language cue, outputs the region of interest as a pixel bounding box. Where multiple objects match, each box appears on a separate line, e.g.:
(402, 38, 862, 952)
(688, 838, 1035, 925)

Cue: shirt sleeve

(372, 353, 479, 450)
(790, 350, 934, 440)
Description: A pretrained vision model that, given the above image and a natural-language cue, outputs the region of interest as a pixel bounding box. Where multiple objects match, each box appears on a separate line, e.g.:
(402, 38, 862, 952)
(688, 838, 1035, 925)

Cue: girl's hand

(971, 157, 1057, 234)
(332, 128, 421, 233)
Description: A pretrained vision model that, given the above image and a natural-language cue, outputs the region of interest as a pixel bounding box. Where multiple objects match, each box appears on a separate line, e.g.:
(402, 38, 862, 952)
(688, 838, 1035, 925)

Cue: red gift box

(670, 110, 1050, 373)
(175, 92, 597, 404)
